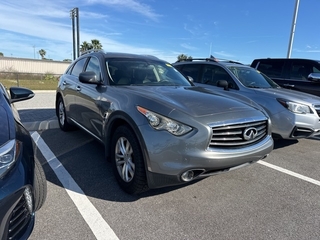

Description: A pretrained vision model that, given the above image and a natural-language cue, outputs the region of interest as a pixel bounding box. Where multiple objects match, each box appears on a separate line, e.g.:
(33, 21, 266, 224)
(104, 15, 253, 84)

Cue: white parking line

(258, 160, 320, 186)
(31, 131, 119, 240)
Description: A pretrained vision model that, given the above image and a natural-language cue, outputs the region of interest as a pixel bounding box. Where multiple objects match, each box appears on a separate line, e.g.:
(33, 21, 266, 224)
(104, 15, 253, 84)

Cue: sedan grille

(209, 120, 268, 148)
(314, 105, 320, 117)
(8, 195, 32, 240)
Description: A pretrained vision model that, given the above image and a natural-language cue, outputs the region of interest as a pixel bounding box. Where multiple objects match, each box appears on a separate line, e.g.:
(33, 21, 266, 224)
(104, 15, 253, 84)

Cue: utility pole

(70, 8, 80, 60)
(287, 0, 300, 58)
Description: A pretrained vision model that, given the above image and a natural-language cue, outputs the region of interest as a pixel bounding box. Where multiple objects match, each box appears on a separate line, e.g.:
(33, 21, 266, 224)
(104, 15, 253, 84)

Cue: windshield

(228, 66, 280, 88)
(107, 59, 192, 86)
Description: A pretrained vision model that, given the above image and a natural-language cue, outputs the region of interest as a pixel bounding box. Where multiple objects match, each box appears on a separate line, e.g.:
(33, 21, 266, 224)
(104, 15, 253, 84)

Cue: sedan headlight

(277, 98, 312, 114)
(137, 106, 192, 136)
(0, 139, 21, 178)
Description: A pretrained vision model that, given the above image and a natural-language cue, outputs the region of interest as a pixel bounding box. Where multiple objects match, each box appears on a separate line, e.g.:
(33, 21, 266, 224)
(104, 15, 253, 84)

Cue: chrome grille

(8, 195, 32, 240)
(209, 120, 268, 148)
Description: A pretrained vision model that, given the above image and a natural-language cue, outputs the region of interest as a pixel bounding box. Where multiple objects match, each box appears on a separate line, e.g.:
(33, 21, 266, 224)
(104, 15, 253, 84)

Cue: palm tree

(80, 41, 92, 53)
(39, 49, 46, 59)
(177, 54, 192, 62)
(91, 39, 103, 50)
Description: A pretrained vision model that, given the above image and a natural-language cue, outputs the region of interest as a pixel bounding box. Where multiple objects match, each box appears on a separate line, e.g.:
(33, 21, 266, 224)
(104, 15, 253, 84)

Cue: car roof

(173, 58, 250, 68)
(80, 50, 162, 61)
(253, 58, 320, 62)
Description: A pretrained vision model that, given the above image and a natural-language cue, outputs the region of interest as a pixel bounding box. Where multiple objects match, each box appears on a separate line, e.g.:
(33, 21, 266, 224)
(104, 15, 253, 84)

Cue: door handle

(76, 86, 81, 91)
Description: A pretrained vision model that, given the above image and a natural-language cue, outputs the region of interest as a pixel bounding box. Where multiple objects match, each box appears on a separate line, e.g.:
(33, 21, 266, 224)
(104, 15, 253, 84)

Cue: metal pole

(287, 0, 300, 58)
(76, 8, 80, 58)
(70, 9, 76, 60)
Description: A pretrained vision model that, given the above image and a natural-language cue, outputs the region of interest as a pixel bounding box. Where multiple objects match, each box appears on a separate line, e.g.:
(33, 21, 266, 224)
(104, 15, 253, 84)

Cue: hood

(254, 88, 320, 105)
(122, 86, 263, 117)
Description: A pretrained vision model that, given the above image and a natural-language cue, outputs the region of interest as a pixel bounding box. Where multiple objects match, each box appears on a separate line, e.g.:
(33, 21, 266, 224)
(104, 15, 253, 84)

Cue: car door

(74, 56, 104, 138)
(62, 57, 88, 121)
(285, 59, 320, 96)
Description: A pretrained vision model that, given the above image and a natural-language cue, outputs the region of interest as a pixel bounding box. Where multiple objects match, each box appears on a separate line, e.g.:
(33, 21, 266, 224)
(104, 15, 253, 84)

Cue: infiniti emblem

(243, 127, 258, 140)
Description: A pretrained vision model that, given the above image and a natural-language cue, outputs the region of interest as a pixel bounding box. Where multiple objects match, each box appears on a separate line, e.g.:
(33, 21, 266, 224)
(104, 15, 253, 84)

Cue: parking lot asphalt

(15, 90, 58, 130)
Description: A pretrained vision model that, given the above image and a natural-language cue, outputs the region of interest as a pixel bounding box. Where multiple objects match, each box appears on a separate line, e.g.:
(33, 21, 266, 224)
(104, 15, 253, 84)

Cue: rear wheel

(111, 125, 148, 194)
(57, 97, 73, 131)
(34, 158, 47, 211)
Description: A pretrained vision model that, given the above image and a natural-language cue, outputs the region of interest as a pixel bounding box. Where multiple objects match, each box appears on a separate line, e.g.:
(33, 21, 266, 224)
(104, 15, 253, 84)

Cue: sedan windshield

(228, 66, 280, 88)
(107, 59, 192, 86)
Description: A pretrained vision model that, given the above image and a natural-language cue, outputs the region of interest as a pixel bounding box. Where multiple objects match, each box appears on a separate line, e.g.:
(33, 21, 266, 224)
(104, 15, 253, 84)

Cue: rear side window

(256, 60, 285, 78)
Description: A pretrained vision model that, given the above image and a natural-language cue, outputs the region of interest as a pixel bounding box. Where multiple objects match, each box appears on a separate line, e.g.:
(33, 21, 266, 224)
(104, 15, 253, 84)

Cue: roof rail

(175, 57, 243, 65)
(80, 49, 104, 56)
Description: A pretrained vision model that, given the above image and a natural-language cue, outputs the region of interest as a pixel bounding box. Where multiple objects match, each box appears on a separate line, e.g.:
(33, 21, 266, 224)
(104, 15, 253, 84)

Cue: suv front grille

(8, 195, 32, 240)
(209, 120, 268, 148)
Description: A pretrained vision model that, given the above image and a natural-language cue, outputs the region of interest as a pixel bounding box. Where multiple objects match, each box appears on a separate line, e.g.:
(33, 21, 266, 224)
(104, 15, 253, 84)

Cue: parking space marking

(31, 131, 119, 240)
(258, 160, 320, 186)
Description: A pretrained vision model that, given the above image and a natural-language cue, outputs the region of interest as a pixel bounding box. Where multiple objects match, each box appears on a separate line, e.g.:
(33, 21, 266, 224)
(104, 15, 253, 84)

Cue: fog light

(181, 170, 194, 182)
(24, 187, 33, 213)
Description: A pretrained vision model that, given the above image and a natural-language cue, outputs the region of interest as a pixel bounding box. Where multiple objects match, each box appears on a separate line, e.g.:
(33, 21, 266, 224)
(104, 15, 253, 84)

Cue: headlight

(277, 98, 312, 114)
(137, 106, 192, 136)
(0, 139, 21, 178)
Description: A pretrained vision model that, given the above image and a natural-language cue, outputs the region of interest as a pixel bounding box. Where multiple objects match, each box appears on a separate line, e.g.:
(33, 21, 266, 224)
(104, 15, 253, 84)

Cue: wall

(0, 57, 71, 74)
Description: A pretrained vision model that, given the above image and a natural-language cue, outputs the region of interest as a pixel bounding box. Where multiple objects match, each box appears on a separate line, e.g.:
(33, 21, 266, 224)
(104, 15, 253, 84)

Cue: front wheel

(111, 125, 148, 194)
(33, 158, 47, 211)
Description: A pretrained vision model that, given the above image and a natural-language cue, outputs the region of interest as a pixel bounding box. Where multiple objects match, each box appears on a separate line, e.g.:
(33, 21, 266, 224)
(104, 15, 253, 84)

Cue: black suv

(251, 58, 320, 96)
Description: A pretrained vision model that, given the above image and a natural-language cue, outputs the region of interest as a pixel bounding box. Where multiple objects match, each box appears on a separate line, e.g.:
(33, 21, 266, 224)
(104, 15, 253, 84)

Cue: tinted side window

(202, 65, 237, 89)
(71, 58, 87, 77)
(85, 57, 101, 81)
(288, 60, 320, 80)
(257, 60, 285, 78)
(178, 64, 201, 82)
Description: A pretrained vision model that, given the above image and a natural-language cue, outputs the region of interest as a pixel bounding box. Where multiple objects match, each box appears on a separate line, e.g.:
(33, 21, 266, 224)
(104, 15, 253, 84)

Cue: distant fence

(0, 71, 60, 90)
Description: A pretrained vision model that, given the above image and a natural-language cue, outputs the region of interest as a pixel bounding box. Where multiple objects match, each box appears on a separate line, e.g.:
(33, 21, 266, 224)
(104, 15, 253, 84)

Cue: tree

(91, 39, 103, 50)
(177, 54, 192, 62)
(80, 39, 103, 53)
(0, 52, 3, 57)
(39, 49, 46, 59)
(80, 41, 92, 53)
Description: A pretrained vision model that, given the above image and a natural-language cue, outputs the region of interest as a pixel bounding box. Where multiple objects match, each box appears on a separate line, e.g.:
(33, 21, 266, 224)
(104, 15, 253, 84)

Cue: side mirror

(186, 76, 194, 82)
(217, 80, 229, 90)
(79, 71, 101, 84)
(9, 87, 35, 103)
(307, 72, 320, 82)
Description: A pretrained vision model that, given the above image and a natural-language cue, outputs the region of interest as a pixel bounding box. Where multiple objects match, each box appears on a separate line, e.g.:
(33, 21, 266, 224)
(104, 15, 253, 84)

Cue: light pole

(70, 8, 80, 60)
(287, 0, 300, 58)
(33, 46, 35, 59)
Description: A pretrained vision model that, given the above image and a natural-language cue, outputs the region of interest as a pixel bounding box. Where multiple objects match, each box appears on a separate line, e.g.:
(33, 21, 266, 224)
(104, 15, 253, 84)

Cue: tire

(111, 125, 149, 194)
(34, 158, 47, 211)
(57, 96, 73, 131)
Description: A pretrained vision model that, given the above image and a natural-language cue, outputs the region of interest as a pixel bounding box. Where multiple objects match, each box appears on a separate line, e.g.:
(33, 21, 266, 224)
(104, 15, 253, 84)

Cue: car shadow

(18, 108, 56, 122)
(34, 128, 205, 203)
(273, 138, 299, 149)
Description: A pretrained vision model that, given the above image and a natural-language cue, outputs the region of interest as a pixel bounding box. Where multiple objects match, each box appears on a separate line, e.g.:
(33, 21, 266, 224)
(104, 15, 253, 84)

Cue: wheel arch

(103, 111, 149, 164)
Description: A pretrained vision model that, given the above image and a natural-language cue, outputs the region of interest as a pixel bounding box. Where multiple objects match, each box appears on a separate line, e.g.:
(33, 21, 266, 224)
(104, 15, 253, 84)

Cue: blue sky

(1, 0, 320, 64)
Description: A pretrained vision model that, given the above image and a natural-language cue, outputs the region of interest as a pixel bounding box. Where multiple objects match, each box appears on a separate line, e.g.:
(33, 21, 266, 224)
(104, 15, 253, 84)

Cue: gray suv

(56, 51, 273, 194)
(173, 58, 320, 140)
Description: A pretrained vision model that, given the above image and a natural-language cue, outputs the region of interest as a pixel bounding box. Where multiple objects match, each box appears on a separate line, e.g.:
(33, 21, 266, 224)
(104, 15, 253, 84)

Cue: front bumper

(270, 110, 320, 139)
(0, 159, 35, 240)
(140, 124, 274, 189)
